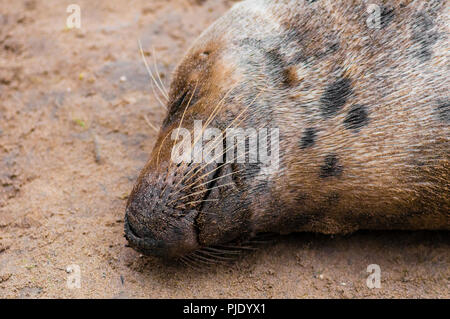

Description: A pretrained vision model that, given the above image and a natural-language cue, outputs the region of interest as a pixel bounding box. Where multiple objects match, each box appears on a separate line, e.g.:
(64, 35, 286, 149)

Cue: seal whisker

(177, 145, 249, 192)
(190, 252, 221, 265)
(168, 146, 249, 204)
(173, 145, 251, 196)
(216, 244, 258, 251)
(192, 169, 247, 190)
(178, 256, 192, 268)
(176, 198, 218, 209)
(170, 85, 239, 182)
(143, 114, 159, 133)
(173, 151, 248, 197)
(169, 82, 198, 162)
(181, 255, 204, 270)
(195, 84, 239, 137)
(168, 182, 236, 205)
(169, 112, 253, 199)
(173, 162, 224, 195)
(154, 86, 192, 167)
(154, 126, 173, 167)
(194, 251, 231, 265)
(138, 39, 168, 103)
(203, 247, 242, 255)
(161, 83, 199, 194)
(138, 41, 167, 111)
(152, 46, 169, 99)
(196, 249, 235, 261)
(175, 88, 264, 186)
(150, 79, 167, 110)
(169, 84, 254, 183)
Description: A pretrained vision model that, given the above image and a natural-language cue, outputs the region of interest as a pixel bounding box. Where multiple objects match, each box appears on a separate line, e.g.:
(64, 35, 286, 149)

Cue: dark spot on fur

(436, 99, 449, 123)
(327, 42, 340, 53)
(264, 47, 285, 69)
(320, 77, 353, 118)
(320, 154, 343, 178)
(380, 6, 395, 28)
(240, 38, 290, 88)
(344, 105, 369, 131)
(411, 12, 439, 62)
(284, 66, 299, 86)
(265, 47, 291, 87)
(300, 127, 317, 149)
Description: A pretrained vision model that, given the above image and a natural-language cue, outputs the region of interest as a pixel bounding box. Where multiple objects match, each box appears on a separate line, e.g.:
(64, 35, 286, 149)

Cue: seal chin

(124, 209, 200, 259)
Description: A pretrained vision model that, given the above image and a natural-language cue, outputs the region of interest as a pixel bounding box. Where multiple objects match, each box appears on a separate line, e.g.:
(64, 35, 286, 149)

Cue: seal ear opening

(200, 51, 210, 58)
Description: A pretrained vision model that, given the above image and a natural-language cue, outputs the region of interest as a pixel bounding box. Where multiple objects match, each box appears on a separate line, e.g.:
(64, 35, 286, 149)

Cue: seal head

(124, 5, 257, 258)
(125, 0, 450, 259)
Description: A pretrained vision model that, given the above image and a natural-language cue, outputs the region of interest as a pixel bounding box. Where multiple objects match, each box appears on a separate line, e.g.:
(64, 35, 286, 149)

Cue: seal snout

(124, 213, 166, 256)
(124, 175, 200, 258)
(124, 205, 199, 258)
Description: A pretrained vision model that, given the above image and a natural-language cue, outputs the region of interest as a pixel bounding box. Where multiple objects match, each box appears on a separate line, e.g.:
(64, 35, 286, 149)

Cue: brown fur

(124, 0, 449, 259)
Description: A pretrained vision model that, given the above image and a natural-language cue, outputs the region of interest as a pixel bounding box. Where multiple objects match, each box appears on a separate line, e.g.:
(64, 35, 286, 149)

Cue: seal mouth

(124, 213, 168, 257)
(124, 207, 200, 258)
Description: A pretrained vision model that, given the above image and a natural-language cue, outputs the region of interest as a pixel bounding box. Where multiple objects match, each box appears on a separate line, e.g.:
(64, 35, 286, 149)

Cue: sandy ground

(0, 0, 448, 299)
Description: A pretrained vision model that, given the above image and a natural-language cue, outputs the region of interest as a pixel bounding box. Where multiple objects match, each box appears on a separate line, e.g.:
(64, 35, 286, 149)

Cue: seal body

(124, 0, 449, 258)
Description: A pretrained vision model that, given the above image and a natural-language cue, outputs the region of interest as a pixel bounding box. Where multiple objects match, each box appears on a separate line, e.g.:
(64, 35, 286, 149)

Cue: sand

(0, 0, 448, 298)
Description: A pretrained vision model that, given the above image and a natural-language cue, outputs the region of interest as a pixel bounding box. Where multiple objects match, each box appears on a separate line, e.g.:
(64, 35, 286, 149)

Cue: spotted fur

(124, 0, 450, 259)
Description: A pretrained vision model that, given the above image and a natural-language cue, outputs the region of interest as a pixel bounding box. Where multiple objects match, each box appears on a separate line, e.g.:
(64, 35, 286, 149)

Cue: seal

(124, 0, 449, 259)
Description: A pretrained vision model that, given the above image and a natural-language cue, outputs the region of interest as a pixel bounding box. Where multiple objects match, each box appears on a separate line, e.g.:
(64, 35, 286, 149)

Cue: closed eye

(169, 90, 189, 114)
(163, 90, 189, 126)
